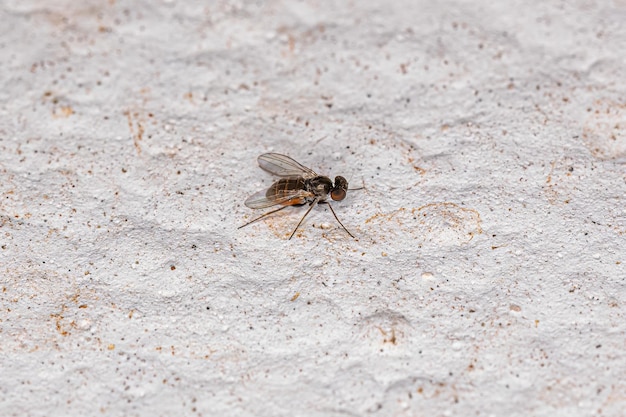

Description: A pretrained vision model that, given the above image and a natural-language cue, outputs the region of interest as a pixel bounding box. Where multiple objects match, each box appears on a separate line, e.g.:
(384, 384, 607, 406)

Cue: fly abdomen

(267, 178, 307, 205)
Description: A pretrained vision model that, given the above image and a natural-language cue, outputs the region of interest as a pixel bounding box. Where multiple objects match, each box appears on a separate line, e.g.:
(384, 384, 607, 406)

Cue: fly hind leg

(238, 205, 290, 230)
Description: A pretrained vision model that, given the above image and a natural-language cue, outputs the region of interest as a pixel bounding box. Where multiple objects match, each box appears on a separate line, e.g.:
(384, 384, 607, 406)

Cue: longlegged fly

(238, 153, 355, 240)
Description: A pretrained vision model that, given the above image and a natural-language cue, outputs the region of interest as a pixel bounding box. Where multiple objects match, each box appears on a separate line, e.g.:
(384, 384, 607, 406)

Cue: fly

(238, 153, 355, 240)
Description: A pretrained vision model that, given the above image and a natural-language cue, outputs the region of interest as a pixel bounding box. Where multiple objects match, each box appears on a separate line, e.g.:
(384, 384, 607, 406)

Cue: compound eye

(331, 176, 348, 201)
(331, 188, 346, 201)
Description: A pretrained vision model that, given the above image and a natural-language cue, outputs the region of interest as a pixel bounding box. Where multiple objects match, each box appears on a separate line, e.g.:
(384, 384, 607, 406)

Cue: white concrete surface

(1, 0, 625, 416)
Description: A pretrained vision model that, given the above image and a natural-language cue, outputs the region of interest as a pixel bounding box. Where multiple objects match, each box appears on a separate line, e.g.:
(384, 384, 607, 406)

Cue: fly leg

(238, 205, 290, 230)
(289, 198, 320, 240)
(320, 201, 355, 239)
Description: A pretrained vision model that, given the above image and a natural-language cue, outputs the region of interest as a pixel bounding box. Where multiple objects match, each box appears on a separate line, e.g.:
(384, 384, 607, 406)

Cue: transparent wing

(244, 188, 312, 209)
(257, 153, 317, 178)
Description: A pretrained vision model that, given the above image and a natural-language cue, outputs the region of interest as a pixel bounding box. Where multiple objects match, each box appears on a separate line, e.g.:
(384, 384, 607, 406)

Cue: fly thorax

(307, 176, 333, 200)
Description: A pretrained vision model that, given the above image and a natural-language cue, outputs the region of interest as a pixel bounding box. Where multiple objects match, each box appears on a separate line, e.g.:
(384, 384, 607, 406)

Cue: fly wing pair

(243, 153, 318, 209)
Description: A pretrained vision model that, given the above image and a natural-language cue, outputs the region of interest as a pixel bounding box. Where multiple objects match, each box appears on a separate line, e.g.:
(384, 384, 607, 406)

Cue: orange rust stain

(125, 110, 144, 154)
(365, 208, 404, 224)
(545, 160, 556, 184)
(377, 326, 398, 345)
(582, 99, 626, 159)
(413, 165, 426, 174)
(365, 203, 483, 243)
(53, 106, 74, 118)
(418, 202, 484, 235)
(50, 305, 70, 336)
(407, 155, 426, 174)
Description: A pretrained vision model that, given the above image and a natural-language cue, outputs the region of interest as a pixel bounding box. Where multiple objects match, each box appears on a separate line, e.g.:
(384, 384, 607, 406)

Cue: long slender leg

(238, 205, 290, 229)
(323, 202, 355, 239)
(289, 198, 319, 240)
